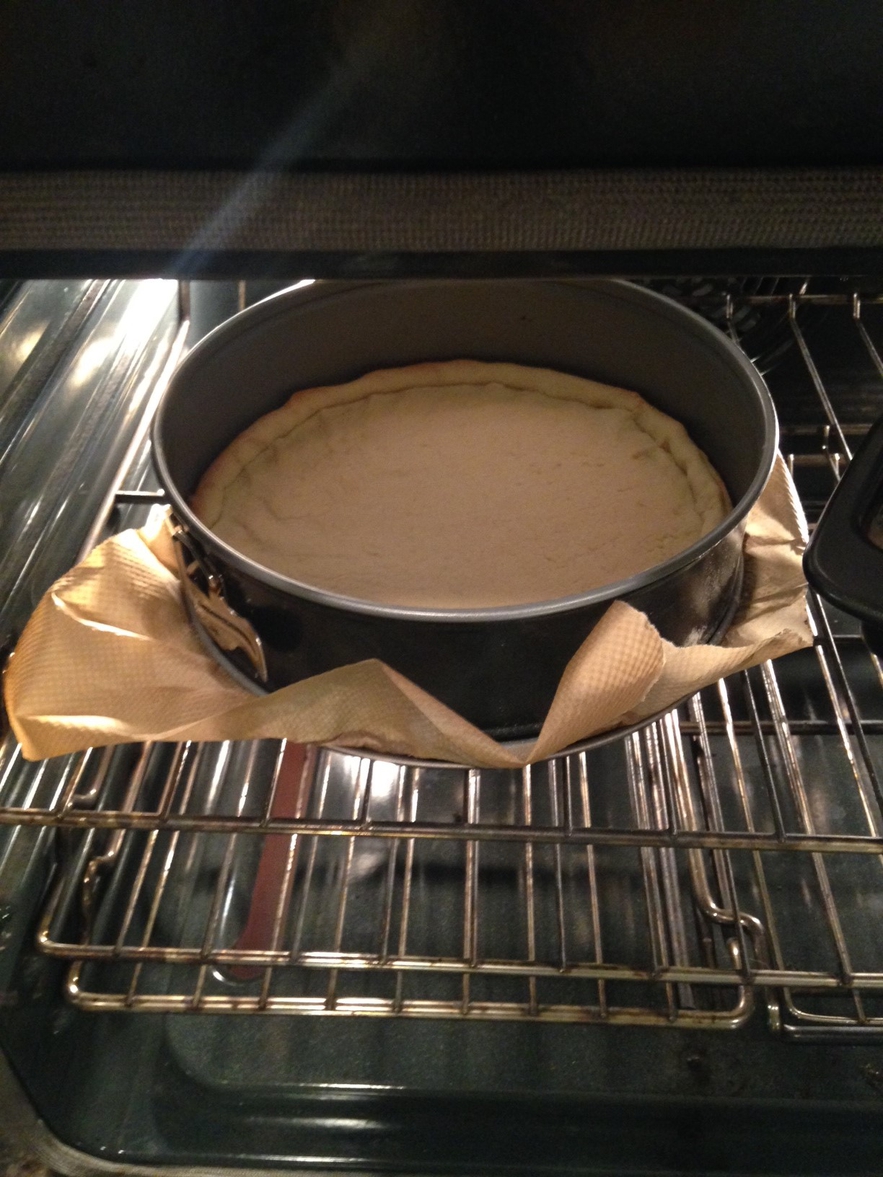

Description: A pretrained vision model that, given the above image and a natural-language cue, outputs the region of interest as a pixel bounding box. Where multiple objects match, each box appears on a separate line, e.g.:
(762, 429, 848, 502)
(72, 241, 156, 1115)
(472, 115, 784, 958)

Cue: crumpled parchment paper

(3, 456, 812, 767)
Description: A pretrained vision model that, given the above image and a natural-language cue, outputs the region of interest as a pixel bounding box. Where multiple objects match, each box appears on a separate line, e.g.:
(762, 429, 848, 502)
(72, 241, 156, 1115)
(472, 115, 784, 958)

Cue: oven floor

(3, 975, 883, 1175)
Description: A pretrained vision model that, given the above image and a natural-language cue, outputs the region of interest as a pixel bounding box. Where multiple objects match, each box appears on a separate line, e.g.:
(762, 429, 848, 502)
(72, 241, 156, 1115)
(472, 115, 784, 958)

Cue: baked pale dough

(192, 360, 730, 608)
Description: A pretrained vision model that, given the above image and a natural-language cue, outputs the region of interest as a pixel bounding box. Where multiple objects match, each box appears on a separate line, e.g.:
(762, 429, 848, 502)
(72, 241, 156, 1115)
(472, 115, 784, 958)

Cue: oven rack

(10, 283, 883, 1035)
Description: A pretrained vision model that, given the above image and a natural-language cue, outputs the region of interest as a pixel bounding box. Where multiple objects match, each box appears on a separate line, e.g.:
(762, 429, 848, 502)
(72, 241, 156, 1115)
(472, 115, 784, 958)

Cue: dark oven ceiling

(1, 1, 883, 171)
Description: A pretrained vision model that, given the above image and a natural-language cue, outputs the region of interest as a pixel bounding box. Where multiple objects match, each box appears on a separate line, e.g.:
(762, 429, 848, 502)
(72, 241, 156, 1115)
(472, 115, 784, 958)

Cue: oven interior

(1, 276, 883, 1173)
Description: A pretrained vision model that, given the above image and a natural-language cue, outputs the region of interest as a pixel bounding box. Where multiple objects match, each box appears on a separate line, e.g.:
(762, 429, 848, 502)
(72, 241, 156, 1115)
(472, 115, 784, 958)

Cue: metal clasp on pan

(168, 519, 268, 684)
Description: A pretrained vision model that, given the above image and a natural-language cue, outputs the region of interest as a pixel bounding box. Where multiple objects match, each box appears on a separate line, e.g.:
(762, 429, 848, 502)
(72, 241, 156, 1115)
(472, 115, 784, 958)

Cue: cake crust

(191, 360, 731, 608)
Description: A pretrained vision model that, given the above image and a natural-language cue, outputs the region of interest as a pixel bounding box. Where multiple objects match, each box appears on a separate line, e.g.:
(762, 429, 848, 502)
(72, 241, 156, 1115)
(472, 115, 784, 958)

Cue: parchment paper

(3, 456, 812, 767)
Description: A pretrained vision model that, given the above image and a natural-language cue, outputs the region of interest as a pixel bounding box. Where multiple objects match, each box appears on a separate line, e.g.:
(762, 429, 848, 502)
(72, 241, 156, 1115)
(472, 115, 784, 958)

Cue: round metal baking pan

(154, 278, 777, 739)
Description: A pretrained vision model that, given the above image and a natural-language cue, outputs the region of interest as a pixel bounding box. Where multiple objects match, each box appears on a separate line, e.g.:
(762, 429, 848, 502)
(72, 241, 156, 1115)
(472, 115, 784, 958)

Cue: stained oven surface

(1, 278, 883, 1174)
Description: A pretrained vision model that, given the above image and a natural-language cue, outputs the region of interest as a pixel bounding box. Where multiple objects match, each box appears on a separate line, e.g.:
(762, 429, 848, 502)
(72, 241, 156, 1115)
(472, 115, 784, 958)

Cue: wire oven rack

(8, 283, 883, 1036)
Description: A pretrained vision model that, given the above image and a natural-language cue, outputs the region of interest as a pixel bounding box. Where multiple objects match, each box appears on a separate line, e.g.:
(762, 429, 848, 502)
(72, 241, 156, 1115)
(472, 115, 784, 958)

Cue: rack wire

(16, 286, 883, 1033)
